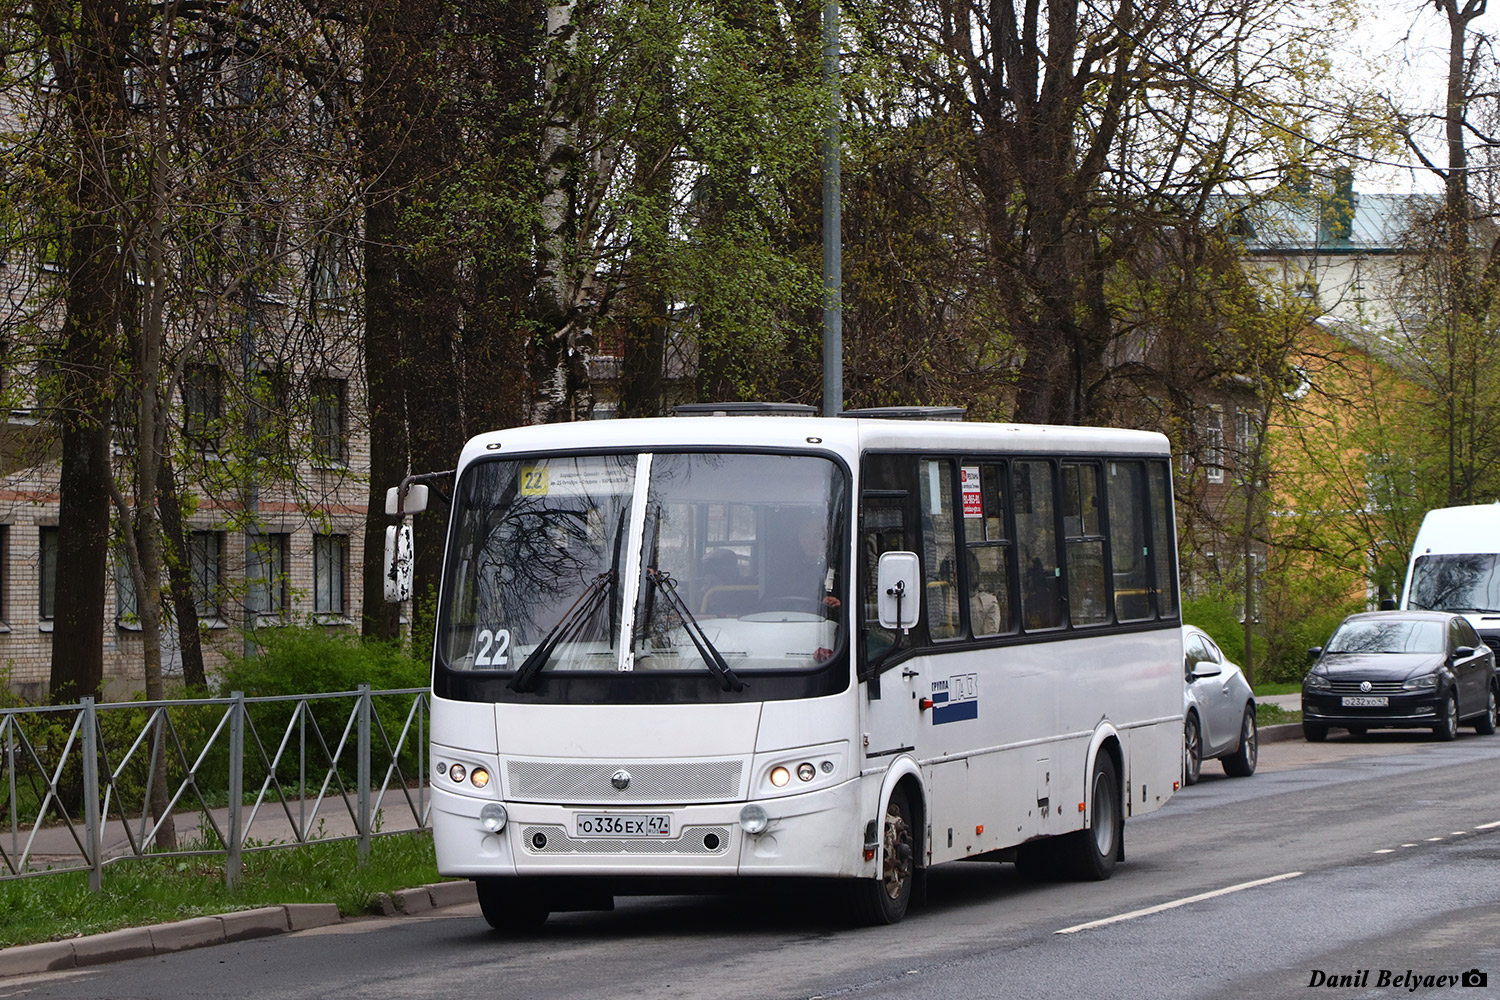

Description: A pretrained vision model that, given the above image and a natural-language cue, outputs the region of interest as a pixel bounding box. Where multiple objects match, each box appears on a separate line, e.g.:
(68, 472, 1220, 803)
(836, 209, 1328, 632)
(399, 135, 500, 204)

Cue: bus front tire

(851, 787, 915, 925)
(475, 877, 550, 933)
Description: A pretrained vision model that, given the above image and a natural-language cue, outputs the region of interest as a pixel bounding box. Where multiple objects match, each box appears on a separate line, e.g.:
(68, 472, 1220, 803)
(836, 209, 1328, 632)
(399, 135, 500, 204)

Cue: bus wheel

(853, 787, 915, 924)
(1064, 754, 1121, 881)
(475, 877, 550, 933)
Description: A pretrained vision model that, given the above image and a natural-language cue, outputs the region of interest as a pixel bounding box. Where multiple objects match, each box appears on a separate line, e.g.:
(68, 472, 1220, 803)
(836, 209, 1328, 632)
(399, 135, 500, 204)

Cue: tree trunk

(41, 0, 131, 705)
(157, 458, 206, 690)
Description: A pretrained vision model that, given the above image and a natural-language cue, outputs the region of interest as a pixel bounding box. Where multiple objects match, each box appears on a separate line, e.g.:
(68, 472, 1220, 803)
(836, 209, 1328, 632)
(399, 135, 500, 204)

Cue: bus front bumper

(432, 778, 868, 880)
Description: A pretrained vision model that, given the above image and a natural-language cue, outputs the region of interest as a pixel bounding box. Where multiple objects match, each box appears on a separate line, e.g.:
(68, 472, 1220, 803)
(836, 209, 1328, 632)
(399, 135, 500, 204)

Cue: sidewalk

(10, 794, 423, 873)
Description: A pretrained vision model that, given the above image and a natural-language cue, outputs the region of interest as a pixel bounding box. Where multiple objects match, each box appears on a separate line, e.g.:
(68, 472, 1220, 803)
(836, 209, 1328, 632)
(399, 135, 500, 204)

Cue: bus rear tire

(851, 787, 915, 924)
(1062, 753, 1121, 881)
(475, 877, 550, 933)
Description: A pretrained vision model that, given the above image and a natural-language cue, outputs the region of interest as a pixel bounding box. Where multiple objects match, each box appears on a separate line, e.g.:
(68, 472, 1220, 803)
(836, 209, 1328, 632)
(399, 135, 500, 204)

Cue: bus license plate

(575, 813, 671, 838)
(1341, 696, 1388, 707)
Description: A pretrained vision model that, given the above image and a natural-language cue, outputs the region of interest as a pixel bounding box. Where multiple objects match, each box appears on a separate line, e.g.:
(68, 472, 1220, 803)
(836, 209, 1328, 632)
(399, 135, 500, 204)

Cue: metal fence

(0, 686, 430, 891)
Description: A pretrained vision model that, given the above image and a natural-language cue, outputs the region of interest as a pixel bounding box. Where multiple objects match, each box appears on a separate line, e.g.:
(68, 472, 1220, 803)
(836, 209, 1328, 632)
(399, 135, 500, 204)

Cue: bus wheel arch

(853, 767, 925, 924)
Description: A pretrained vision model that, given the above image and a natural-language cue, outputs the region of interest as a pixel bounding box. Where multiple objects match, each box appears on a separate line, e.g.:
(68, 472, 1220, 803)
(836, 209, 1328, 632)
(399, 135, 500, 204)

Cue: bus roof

(457, 416, 1171, 468)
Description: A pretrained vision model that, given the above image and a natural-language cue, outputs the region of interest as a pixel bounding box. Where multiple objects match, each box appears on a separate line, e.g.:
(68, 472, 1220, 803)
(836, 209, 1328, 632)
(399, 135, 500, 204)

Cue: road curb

(0, 883, 469, 979)
(1260, 722, 1304, 744)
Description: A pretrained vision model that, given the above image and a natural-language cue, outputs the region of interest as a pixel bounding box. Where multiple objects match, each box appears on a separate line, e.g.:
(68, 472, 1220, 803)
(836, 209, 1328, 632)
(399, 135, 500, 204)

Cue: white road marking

(1478, 820, 1500, 830)
(1054, 872, 1303, 935)
(1426, 837, 1444, 842)
(1374, 849, 1395, 854)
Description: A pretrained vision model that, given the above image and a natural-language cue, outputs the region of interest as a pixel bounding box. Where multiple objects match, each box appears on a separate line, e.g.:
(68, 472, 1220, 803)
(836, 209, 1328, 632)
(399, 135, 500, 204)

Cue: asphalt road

(6, 730, 1500, 1000)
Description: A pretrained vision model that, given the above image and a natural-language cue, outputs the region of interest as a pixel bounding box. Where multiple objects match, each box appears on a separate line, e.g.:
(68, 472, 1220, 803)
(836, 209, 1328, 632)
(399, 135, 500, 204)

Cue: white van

(1398, 503, 1500, 647)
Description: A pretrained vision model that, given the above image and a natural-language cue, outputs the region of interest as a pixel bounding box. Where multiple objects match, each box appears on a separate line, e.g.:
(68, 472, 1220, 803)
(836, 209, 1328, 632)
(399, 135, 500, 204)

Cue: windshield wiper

(644, 568, 745, 692)
(510, 570, 615, 693)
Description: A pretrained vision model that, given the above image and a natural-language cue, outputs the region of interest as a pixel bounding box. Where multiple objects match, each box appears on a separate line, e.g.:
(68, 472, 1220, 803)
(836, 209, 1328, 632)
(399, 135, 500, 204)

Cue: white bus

(400, 405, 1183, 928)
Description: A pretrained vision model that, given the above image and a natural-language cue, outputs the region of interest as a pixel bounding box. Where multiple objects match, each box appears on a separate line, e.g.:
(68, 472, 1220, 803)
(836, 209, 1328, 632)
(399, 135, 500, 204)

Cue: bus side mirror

(385, 483, 429, 515)
(384, 524, 414, 603)
(877, 551, 921, 630)
(1379, 597, 1396, 611)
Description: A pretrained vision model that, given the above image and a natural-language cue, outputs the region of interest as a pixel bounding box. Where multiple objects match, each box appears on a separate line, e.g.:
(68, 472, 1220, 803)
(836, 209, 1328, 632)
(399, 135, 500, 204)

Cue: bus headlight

(470, 767, 491, 789)
(739, 804, 769, 835)
(769, 766, 791, 787)
(480, 803, 507, 832)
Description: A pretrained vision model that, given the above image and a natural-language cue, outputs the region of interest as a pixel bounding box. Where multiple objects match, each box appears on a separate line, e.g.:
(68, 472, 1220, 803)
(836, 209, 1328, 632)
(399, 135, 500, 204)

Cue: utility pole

(820, 0, 842, 417)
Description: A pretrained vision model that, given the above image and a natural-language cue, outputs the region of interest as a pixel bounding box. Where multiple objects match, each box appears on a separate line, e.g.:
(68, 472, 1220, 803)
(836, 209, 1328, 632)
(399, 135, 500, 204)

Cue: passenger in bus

(698, 547, 753, 617)
(1023, 555, 1059, 629)
(968, 550, 1002, 635)
(766, 513, 841, 615)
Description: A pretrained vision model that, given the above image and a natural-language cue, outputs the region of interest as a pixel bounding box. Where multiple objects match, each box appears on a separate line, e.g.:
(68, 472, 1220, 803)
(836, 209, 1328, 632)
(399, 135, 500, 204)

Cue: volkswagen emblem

(611, 769, 631, 791)
(1360, 680, 1372, 693)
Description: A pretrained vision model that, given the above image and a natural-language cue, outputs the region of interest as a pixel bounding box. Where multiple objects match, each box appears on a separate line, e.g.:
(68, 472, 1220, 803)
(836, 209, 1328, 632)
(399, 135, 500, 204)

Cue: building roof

(1217, 190, 1437, 256)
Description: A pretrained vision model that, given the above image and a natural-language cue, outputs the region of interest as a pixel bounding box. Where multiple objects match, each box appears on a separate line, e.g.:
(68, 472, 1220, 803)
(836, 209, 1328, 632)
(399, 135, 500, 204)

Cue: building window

(34, 354, 61, 419)
(246, 532, 288, 621)
(311, 233, 347, 303)
(0, 525, 8, 628)
(1235, 407, 1260, 455)
(183, 364, 223, 452)
(1205, 406, 1224, 484)
(39, 526, 58, 622)
(314, 534, 347, 617)
(248, 367, 288, 458)
(311, 377, 348, 466)
(114, 549, 140, 629)
(190, 531, 223, 621)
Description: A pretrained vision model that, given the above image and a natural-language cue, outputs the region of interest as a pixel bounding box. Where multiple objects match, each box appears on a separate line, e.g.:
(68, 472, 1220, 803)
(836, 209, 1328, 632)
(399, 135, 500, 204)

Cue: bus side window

(860, 453, 917, 671)
(963, 463, 1013, 637)
(1062, 463, 1109, 626)
(920, 459, 961, 641)
(1107, 461, 1150, 621)
(1148, 461, 1178, 618)
(1015, 459, 1063, 630)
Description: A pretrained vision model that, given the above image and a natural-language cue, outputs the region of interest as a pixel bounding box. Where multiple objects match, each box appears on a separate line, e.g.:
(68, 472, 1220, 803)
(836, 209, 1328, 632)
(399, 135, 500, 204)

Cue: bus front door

(862, 661, 927, 760)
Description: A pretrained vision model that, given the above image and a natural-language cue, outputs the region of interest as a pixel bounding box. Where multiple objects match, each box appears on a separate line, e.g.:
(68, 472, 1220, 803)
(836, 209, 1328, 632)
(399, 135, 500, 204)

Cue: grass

(1253, 681, 1302, 725)
(1257, 702, 1300, 726)
(0, 831, 445, 950)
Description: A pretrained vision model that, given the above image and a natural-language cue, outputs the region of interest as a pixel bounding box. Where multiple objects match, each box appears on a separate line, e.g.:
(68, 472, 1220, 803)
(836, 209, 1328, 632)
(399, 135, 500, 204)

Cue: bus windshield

(1408, 553, 1500, 614)
(439, 451, 849, 689)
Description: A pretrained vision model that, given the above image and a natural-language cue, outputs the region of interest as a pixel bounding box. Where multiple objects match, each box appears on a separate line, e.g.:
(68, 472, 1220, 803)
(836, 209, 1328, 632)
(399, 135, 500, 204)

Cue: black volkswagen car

(1302, 611, 1500, 741)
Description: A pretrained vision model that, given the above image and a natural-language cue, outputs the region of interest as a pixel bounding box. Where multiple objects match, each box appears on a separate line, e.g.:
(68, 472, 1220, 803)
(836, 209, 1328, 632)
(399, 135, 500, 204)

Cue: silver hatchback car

(1182, 624, 1258, 785)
